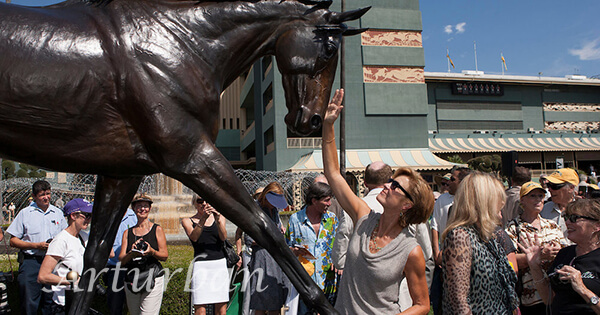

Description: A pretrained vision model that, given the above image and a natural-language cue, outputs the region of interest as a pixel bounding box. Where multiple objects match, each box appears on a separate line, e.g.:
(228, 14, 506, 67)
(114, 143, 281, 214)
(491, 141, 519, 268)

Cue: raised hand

(324, 89, 344, 124)
(517, 232, 543, 268)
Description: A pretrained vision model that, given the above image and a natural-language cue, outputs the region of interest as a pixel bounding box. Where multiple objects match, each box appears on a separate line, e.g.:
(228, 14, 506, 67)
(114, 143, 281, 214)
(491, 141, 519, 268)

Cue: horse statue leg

(70, 175, 143, 315)
(164, 142, 338, 315)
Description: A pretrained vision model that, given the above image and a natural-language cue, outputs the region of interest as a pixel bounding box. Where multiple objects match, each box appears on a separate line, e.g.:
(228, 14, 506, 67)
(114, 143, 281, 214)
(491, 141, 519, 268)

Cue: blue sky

(420, 0, 600, 77)
(7, 0, 600, 78)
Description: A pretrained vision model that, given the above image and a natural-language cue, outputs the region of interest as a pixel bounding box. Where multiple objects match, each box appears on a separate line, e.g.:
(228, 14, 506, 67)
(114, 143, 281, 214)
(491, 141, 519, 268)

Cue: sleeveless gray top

(335, 211, 418, 314)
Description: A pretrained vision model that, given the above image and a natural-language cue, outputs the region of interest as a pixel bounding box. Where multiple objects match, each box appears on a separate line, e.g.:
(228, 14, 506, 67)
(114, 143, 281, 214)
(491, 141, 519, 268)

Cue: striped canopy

(289, 149, 459, 172)
(429, 135, 600, 153)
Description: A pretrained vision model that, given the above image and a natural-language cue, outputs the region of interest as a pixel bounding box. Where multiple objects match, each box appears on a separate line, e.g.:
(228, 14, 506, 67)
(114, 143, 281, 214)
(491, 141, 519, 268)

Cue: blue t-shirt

(108, 208, 138, 266)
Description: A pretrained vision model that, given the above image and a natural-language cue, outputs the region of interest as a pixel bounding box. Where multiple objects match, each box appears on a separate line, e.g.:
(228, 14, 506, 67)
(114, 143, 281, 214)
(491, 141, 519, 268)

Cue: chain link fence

(0, 170, 321, 222)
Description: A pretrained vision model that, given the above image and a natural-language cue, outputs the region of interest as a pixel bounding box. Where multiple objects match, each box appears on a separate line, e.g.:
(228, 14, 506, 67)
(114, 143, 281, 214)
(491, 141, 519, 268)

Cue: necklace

(369, 221, 382, 253)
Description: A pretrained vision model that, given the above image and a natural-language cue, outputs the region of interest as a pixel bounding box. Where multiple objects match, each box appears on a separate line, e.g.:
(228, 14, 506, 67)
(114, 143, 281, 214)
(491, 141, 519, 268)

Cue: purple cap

(63, 199, 93, 216)
(265, 192, 288, 209)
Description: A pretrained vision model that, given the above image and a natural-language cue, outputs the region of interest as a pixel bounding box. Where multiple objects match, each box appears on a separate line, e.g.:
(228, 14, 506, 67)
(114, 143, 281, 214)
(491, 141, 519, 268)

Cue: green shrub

(0, 245, 197, 314)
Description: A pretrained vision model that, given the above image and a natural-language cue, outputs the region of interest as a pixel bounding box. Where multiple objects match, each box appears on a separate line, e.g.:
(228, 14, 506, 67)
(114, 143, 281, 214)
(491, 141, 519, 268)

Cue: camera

(135, 241, 148, 252)
(548, 264, 568, 284)
(0, 272, 13, 283)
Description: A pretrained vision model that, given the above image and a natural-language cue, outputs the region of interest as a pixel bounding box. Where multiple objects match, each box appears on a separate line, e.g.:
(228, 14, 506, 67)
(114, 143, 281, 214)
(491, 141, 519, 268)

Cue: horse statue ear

(330, 6, 371, 24)
(343, 28, 369, 36)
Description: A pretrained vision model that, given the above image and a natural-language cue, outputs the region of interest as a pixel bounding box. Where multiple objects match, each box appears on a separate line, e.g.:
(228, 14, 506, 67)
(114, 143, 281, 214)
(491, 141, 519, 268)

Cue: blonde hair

(442, 171, 505, 243)
(392, 168, 435, 226)
(191, 193, 201, 205)
(257, 182, 285, 209)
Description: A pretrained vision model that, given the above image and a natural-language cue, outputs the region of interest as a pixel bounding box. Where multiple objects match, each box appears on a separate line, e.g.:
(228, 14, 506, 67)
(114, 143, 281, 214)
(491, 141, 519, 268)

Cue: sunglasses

(441, 182, 449, 186)
(548, 182, 567, 190)
(196, 198, 205, 204)
(75, 212, 92, 219)
(562, 213, 599, 223)
(388, 179, 414, 202)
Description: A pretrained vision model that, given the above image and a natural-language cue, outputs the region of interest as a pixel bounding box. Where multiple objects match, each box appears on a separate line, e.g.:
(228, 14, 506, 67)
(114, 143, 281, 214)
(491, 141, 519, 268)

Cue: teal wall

(237, 0, 432, 171)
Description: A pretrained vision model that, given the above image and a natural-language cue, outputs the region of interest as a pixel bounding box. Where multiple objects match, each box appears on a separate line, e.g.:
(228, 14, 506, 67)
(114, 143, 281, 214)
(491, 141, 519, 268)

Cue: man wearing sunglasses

(540, 168, 579, 240)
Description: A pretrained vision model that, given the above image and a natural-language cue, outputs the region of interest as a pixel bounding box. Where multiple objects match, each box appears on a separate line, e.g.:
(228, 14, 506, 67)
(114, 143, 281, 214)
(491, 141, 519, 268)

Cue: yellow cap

(546, 168, 579, 186)
(589, 184, 599, 191)
(520, 181, 546, 198)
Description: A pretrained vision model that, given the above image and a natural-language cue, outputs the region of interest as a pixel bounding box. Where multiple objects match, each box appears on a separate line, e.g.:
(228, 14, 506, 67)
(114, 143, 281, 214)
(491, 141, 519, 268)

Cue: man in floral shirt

(286, 181, 338, 313)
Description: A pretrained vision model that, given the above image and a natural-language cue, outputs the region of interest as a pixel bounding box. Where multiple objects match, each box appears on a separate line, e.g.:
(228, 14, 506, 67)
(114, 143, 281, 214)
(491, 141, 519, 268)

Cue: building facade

(215, 0, 600, 181)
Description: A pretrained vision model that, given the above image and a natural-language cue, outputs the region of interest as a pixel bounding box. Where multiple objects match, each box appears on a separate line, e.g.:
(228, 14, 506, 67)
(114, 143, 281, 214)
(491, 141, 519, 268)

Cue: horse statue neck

(109, 0, 317, 88)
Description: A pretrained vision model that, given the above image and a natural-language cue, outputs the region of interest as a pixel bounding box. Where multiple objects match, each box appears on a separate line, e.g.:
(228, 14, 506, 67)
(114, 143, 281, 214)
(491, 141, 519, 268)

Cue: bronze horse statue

(0, 0, 368, 313)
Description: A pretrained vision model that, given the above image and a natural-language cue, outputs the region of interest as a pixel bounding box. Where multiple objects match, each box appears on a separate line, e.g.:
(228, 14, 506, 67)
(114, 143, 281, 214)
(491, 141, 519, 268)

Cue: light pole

(339, 0, 346, 178)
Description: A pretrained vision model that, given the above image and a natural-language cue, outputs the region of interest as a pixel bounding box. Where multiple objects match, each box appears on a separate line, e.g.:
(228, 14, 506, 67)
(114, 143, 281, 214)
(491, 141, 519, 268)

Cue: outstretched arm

(322, 89, 371, 225)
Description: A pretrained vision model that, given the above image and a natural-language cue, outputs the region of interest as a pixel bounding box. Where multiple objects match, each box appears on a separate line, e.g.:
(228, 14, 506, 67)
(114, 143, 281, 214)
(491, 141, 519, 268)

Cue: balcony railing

(287, 137, 322, 149)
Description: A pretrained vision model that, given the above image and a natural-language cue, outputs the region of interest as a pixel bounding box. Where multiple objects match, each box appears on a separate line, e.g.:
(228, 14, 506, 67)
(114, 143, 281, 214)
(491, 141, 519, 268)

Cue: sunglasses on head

(387, 179, 414, 202)
(562, 213, 598, 223)
(76, 212, 92, 219)
(196, 198, 205, 204)
(548, 182, 567, 190)
(450, 176, 457, 182)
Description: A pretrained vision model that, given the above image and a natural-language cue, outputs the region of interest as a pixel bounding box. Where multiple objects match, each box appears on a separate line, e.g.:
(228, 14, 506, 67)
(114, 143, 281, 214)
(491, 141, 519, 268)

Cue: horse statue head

(274, 1, 369, 135)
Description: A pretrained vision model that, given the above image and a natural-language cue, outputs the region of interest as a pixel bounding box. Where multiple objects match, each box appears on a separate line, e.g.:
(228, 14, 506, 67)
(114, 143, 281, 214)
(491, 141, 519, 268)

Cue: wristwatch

(590, 295, 599, 305)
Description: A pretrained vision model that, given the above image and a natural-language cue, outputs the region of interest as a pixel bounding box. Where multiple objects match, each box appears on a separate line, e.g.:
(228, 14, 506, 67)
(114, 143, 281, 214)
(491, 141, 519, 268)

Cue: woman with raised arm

(181, 194, 229, 315)
(322, 89, 433, 315)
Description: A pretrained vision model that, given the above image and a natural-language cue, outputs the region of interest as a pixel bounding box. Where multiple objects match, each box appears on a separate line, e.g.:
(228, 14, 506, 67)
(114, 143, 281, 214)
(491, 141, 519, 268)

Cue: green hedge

(0, 245, 196, 314)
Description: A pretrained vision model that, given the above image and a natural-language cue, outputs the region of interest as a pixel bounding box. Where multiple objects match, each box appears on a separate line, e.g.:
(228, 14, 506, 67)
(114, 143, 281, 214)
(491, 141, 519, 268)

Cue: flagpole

(447, 48, 450, 72)
(474, 41, 478, 72)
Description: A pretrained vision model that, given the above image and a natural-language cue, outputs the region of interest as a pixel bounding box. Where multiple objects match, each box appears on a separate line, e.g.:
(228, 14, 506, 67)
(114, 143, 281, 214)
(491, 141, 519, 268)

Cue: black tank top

(126, 224, 162, 270)
(191, 219, 225, 261)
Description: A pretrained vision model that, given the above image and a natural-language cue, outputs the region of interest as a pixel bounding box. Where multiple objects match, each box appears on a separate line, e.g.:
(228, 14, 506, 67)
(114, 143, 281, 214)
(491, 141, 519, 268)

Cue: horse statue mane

(0, 0, 369, 313)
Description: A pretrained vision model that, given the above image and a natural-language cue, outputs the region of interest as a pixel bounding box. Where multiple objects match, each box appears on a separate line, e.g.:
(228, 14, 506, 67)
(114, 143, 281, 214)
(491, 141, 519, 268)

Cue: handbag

(125, 265, 160, 293)
(222, 239, 240, 268)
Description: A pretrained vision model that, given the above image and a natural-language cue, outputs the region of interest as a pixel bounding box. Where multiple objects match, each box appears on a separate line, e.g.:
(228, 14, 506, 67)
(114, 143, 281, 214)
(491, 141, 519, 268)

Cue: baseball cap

(131, 193, 153, 206)
(434, 173, 452, 186)
(520, 182, 546, 198)
(265, 192, 288, 209)
(589, 184, 599, 191)
(63, 198, 93, 216)
(546, 168, 579, 186)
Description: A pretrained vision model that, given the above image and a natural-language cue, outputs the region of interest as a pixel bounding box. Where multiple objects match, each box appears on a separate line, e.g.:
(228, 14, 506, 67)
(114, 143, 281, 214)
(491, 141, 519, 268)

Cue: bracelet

(533, 273, 548, 285)
(323, 137, 335, 144)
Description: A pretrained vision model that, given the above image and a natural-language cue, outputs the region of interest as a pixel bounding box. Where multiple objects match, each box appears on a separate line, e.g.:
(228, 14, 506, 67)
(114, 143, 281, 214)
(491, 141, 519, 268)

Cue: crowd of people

(3, 90, 600, 315)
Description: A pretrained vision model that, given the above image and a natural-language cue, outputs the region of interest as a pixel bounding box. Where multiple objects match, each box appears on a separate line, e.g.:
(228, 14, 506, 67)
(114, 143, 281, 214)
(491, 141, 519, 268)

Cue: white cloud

(444, 25, 453, 34)
(455, 22, 467, 34)
(569, 38, 600, 60)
